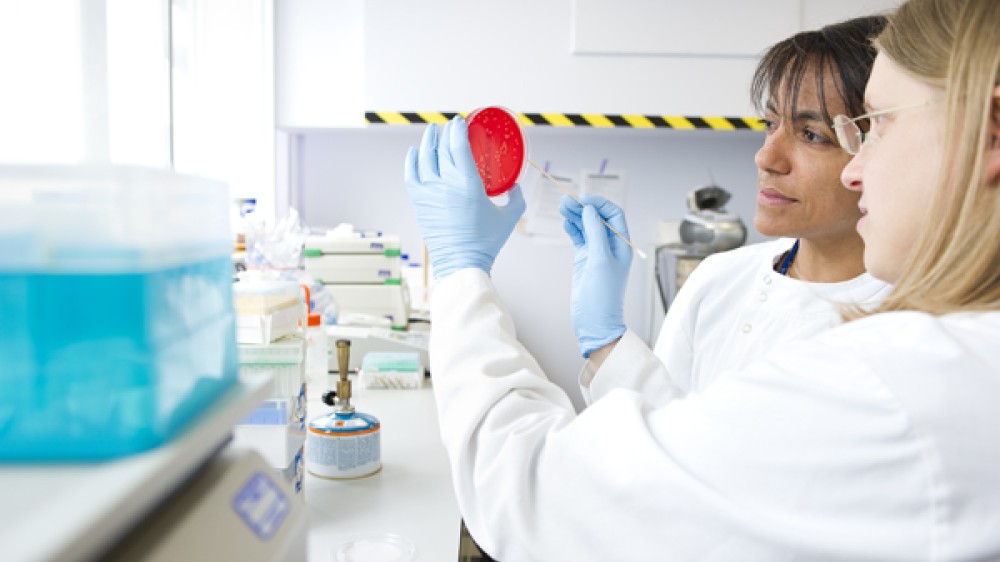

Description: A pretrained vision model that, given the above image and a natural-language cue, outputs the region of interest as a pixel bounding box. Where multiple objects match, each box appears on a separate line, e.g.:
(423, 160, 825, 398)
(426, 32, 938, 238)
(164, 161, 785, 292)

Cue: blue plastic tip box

(0, 165, 239, 461)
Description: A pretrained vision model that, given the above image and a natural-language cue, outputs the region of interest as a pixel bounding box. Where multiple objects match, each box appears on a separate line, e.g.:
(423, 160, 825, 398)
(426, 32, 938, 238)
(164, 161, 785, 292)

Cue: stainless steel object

(678, 185, 747, 254)
(653, 185, 748, 316)
(654, 242, 711, 310)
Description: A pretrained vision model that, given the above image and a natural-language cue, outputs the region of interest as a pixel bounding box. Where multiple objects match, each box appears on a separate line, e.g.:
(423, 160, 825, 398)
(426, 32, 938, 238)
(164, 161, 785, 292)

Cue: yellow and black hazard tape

(365, 111, 764, 131)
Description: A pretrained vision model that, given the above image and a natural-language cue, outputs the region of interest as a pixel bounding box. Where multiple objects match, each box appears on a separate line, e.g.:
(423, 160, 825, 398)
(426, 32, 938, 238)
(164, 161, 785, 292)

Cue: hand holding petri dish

(465, 106, 646, 259)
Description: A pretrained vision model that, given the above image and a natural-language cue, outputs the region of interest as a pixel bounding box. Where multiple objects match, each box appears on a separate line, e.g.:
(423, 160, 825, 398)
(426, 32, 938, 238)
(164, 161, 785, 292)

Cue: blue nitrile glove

(559, 194, 633, 357)
(404, 116, 526, 280)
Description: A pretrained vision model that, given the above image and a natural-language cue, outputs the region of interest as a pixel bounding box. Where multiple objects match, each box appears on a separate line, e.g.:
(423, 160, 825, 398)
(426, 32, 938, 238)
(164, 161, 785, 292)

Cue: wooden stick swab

(527, 159, 647, 260)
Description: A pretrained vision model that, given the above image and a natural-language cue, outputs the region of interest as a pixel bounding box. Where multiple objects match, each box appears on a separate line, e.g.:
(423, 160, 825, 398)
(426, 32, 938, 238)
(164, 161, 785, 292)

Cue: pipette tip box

(234, 280, 304, 344)
(358, 352, 424, 390)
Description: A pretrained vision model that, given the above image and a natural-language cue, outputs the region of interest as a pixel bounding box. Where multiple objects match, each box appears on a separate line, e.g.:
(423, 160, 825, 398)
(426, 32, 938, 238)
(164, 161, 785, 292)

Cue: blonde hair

(856, 0, 1000, 316)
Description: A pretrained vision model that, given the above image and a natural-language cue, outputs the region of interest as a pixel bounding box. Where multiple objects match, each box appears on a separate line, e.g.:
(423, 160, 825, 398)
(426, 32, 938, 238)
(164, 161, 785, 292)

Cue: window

(171, 0, 275, 217)
(0, 0, 275, 218)
(0, 0, 88, 163)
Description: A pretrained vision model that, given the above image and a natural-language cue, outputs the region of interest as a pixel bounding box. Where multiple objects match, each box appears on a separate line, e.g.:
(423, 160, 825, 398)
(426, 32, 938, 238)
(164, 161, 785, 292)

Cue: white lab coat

(582, 239, 891, 405)
(430, 268, 1000, 562)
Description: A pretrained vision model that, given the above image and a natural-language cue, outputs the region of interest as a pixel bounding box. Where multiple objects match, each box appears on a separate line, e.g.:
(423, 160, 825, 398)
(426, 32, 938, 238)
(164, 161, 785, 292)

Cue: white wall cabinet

(277, 0, 902, 128)
(275, 0, 365, 128)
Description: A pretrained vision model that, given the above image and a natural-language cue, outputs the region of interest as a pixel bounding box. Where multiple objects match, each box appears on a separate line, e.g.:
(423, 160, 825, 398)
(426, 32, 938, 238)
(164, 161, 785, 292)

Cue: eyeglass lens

(833, 116, 862, 155)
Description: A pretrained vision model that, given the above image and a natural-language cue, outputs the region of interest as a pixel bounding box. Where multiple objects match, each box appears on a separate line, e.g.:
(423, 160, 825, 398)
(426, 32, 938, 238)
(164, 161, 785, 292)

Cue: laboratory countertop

(305, 380, 461, 562)
(0, 373, 274, 562)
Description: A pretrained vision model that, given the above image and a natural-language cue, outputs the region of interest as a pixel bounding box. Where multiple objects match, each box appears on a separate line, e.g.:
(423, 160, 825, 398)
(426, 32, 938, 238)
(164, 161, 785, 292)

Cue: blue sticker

(293, 448, 304, 494)
(232, 471, 291, 541)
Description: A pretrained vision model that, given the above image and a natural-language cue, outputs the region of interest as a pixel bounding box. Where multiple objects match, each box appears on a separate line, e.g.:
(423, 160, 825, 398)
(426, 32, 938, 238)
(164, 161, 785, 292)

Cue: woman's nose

(755, 128, 791, 175)
(841, 150, 865, 192)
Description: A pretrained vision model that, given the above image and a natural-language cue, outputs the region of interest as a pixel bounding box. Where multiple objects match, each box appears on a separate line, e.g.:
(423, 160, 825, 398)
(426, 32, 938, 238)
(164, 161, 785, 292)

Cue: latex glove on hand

(560, 194, 633, 358)
(404, 117, 526, 280)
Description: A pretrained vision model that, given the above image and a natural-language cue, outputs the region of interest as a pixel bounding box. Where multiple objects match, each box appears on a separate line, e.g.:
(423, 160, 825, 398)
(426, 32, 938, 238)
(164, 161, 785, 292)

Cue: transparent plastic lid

(0, 165, 230, 271)
(232, 279, 301, 296)
(237, 334, 306, 365)
(361, 352, 421, 373)
(334, 533, 416, 562)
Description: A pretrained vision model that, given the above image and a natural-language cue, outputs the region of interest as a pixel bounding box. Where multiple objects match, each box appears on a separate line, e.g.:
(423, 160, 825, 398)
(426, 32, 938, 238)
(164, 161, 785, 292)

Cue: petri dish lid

(467, 106, 527, 197)
(334, 533, 416, 562)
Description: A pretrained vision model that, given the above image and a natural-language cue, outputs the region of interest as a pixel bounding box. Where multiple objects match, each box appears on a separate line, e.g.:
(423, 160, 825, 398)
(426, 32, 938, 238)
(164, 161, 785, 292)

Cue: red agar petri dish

(466, 106, 526, 197)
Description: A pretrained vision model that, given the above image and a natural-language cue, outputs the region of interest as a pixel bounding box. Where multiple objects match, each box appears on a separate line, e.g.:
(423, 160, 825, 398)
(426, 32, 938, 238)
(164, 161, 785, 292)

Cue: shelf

(365, 111, 765, 131)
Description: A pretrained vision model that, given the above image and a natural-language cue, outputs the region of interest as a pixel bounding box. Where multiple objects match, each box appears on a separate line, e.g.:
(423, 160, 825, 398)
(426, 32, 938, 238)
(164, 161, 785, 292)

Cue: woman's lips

(757, 187, 798, 206)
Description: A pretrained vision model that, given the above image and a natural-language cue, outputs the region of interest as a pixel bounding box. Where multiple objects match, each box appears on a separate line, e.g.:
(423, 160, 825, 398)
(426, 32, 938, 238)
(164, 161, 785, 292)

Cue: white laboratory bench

(304, 380, 462, 562)
(0, 374, 462, 562)
(0, 374, 274, 562)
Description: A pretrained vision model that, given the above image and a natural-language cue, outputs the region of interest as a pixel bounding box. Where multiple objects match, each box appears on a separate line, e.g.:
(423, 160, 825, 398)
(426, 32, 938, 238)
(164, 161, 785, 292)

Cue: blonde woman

(404, 0, 1000, 559)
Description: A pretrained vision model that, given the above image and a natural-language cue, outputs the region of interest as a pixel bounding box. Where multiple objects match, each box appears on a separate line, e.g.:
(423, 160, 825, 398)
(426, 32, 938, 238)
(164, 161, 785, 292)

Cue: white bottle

(305, 312, 329, 390)
(402, 260, 428, 311)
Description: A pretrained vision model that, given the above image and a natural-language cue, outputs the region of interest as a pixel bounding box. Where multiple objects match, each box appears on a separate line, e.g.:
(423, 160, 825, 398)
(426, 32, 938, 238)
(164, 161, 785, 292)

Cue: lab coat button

(763, 275, 772, 285)
(758, 292, 768, 302)
(741, 323, 752, 333)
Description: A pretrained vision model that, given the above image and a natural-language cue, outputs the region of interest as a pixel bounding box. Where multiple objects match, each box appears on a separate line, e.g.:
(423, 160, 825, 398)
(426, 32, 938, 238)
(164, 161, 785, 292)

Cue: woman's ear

(988, 85, 1000, 186)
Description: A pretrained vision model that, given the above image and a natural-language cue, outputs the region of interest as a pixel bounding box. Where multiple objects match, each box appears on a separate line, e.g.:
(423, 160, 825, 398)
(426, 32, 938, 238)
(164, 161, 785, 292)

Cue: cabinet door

(571, 0, 798, 57)
(276, 0, 365, 128)
(363, 0, 763, 117)
(278, 0, 902, 125)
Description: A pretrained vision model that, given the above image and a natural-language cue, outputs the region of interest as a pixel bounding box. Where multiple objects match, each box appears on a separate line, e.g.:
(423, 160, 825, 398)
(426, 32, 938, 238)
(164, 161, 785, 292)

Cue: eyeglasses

(832, 101, 934, 155)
